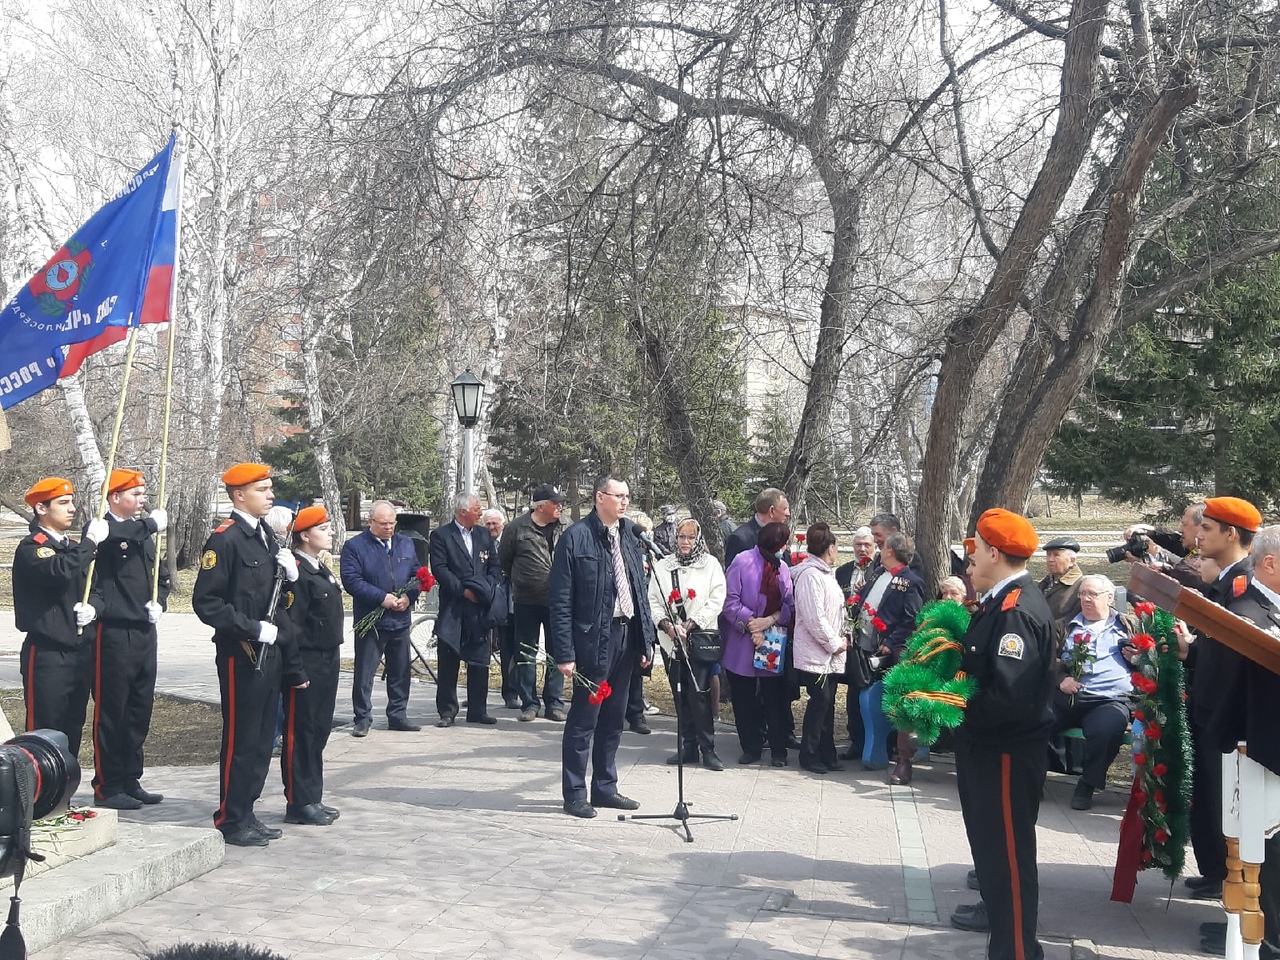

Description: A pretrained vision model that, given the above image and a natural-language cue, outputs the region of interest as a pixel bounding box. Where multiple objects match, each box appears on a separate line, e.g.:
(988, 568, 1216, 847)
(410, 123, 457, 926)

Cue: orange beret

(293, 505, 328, 532)
(24, 477, 74, 507)
(1203, 496, 1262, 533)
(221, 462, 271, 488)
(107, 468, 145, 494)
(963, 537, 976, 556)
(975, 508, 1038, 559)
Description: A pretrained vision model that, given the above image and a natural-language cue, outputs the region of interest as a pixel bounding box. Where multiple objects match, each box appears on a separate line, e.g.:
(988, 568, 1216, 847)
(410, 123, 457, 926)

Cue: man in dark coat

(340, 500, 423, 736)
(950, 508, 1055, 960)
(13, 476, 106, 754)
(723, 488, 790, 568)
(85, 468, 170, 810)
(548, 475, 655, 818)
(429, 493, 503, 726)
(1038, 536, 1083, 647)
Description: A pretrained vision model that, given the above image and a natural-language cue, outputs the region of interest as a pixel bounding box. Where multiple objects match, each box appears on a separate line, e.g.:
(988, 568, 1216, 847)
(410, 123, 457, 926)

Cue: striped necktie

(610, 532, 634, 619)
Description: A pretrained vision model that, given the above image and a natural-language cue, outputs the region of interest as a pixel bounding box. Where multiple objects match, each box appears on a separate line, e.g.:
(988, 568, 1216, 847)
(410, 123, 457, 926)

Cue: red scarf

(758, 547, 783, 617)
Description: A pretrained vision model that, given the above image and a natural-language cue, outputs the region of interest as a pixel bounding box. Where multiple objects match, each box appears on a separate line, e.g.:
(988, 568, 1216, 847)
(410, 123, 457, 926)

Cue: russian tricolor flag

(0, 134, 183, 408)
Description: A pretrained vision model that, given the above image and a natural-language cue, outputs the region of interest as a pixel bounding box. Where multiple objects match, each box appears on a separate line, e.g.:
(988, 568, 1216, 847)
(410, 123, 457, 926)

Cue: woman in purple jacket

(719, 522, 795, 767)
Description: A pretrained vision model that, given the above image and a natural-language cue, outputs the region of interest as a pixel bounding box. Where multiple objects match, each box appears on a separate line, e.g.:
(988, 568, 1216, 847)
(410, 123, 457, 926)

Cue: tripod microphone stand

(618, 539, 737, 842)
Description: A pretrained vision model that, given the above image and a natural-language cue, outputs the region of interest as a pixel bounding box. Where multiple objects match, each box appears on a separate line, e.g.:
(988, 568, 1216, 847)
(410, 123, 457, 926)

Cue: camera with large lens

(1106, 533, 1151, 564)
(0, 729, 80, 880)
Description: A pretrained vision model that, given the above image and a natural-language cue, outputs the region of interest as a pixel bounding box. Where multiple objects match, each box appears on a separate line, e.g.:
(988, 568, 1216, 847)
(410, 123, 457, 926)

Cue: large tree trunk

(60, 376, 105, 500)
(298, 304, 346, 546)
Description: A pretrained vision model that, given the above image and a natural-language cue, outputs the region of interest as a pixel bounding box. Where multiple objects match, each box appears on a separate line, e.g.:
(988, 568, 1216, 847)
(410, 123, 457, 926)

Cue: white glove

(145, 601, 163, 624)
(276, 549, 299, 582)
(84, 518, 108, 544)
(74, 602, 97, 627)
(258, 622, 278, 645)
(149, 508, 168, 533)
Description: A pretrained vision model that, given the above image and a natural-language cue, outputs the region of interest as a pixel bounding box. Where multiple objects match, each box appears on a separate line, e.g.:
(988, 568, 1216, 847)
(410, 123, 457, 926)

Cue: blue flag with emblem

(0, 134, 177, 409)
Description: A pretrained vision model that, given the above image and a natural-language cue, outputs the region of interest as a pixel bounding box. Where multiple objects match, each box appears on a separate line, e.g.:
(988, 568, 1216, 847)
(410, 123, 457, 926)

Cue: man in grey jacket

(498, 484, 570, 722)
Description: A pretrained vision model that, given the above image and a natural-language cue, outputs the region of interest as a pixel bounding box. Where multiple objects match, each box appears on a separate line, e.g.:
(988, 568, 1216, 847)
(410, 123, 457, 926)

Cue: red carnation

(589, 679, 613, 705)
(1154, 789, 1165, 805)
(1134, 710, 1145, 722)
(1146, 724, 1161, 740)
(1133, 752, 1146, 766)
(1132, 633, 1155, 650)
(416, 566, 436, 592)
(872, 617, 888, 632)
(1141, 850, 1153, 865)
(857, 556, 871, 568)
(686, 589, 696, 600)
(846, 597, 856, 606)
(1134, 601, 1156, 618)
(1134, 789, 1147, 803)
(668, 589, 681, 604)
(1155, 828, 1169, 844)
(1154, 763, 1168, 777)
(598, 680, 612, 699)
(796, 533, 806, 543)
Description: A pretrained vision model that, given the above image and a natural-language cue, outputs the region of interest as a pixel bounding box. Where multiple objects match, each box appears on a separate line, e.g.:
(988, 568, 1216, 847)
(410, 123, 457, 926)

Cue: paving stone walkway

(0, 613, 1225, 960)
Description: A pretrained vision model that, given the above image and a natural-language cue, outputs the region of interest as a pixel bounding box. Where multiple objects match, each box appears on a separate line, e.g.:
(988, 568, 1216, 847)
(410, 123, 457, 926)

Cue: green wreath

(882, 600, 976, 746)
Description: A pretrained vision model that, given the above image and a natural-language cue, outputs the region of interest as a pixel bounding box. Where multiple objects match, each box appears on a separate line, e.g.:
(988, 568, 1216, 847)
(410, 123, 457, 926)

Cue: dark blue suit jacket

(429, 521, 502, 663)
(340, 528, 421, 633)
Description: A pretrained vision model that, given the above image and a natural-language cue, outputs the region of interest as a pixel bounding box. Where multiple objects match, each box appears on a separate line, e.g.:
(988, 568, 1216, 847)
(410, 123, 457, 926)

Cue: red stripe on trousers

(284, 687, 296, 804)
(1002, 752, 1026, 960)
(215, 666, 236, 827)
(24, 646, 36, 731)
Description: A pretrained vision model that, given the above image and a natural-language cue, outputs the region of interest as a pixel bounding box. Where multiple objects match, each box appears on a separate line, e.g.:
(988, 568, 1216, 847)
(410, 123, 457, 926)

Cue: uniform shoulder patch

(32, 532, 47, 545)
(213, 519, 234, 534)
(201, 550, 218, 570)
(35, 546, 55, 559)
(997, 633, 1025, 659)
(1233, 575, 1248, 598)
(1001, 588, 1022, 612)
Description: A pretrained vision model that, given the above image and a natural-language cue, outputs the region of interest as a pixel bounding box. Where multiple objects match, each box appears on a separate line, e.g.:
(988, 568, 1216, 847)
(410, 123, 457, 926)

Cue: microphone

(632, 525, 669, 557)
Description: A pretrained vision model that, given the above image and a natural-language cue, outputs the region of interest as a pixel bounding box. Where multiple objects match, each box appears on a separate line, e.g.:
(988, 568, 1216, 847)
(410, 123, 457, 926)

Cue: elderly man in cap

(83, 468, 170, 810)
(1180, 496, 1263, 901)
(499, 484, 570, 721)
(1039, 536, 1084, 646)
(950, 508, 1055, 960)
(193, 463, 306, 847)
(13, 477, 107, 754)
(654, 505, 679, 554)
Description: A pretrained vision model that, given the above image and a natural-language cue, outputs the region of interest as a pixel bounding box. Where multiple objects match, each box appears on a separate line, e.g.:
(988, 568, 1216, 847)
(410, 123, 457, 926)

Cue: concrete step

(15, 822, 223, 954)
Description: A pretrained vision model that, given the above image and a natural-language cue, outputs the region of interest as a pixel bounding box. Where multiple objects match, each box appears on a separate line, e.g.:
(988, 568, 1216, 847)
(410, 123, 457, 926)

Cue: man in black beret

(1039, 537, 1083, 648)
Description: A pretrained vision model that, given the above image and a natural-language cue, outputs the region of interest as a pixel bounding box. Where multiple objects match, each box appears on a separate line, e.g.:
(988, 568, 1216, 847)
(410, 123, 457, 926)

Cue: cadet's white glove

(145, 601, 163, 624)
(258, 622, 278, 645)
(74, 602, 97, 627)
(84, 518, 108, 544)
(275, 549, 299, 582)
(149, 508, 168, 533)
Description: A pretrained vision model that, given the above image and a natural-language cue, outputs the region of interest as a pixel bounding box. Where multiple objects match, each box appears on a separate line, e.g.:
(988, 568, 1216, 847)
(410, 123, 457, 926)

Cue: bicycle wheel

(409, 614, 438, 683)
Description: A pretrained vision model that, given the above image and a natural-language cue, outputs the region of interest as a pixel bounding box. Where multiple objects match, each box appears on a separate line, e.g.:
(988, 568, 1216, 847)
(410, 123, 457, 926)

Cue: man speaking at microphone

(548, 475, 655, 819)
(193, 463, 305, 848)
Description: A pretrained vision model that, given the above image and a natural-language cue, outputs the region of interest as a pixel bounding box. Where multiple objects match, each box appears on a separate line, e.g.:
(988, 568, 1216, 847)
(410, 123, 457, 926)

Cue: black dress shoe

(590, 793, 640, 810)
(667, 750, 699, 766)
(967, 868, 981, 891)
(125, 784, 164, 804)
(320, 804, 340, 820)
(771, 756, 788, 768)
(838, 747, 860, 761)
(1070, 780, 1095, 810)
(822, 760, 845, 773)
(1186, 874, 1223, 890)
(799, 759, 829, 774)
(436, 715, 456, 728)
(564, 799, 597, 819)
(737, 752, 761, 765)
(786, 735, 802, 750)
(629, 718, 651, 735)
(97, 793, 143, 811)
(701, 751, 725, 772)
(951, 902, 988, 932)
(249, 817, 282, 839)
(285, 803, 334, 826)
(387, 718, 422, 732)
(1199, 930, 1279, 958)
(1190, 880, 1224, 900)
(352, 719, 371, 737)
(466, 715, 498, 725)
(221, 826, 269, 848)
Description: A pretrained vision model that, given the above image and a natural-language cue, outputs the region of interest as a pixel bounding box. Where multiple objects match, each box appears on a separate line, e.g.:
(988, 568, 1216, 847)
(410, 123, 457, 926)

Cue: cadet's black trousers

(1189, 715, 1228, 882)
(21, 634, 91, 755)
(281, 646, 339, 807)
(955, 729, 1047, 960)
(91, 621, 158, 800)
(215, 641, 280, 835)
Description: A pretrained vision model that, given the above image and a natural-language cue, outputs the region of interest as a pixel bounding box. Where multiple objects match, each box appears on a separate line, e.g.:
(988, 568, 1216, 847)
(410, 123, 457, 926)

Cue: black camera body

(0, 730, 80, 881)
(1106, 533, 1151, 564)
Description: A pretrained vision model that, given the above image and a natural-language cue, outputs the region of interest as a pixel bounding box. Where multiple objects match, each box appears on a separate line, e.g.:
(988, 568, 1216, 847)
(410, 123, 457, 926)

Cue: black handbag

(847, 644, 884, 688)
(670, 570, 723, 665)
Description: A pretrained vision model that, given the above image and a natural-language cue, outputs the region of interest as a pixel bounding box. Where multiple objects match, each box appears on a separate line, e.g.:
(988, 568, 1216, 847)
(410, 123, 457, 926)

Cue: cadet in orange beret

(1180, 496, 1263, 901)
(192, 463, 302, 847)
(277, 506, 343, 826)
(84, 468, 170, 810)
(12, 478, 108, 754)
(951, 508, 1056, 960)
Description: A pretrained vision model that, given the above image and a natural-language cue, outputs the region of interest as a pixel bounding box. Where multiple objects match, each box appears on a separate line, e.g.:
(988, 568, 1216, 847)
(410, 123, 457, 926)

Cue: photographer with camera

(1119, 502, 1205, 590)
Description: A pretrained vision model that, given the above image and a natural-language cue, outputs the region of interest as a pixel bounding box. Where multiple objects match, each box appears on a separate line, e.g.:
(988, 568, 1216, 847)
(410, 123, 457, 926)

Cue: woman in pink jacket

(791, 522, 850, 774)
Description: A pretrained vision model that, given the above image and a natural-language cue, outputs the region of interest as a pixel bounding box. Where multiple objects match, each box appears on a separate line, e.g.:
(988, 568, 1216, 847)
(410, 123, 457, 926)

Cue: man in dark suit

(722, 487, 790, 568)
(340, 500, 423, 737)
(430, 493, 503, 726)
(548, 474, 655, 818)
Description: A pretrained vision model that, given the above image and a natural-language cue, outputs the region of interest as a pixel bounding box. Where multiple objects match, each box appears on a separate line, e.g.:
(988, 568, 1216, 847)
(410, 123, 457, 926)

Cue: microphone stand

(618, 536, 737, 843)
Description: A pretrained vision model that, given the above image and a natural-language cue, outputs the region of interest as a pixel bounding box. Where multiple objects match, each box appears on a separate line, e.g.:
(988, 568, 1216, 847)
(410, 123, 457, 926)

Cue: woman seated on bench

(1052, 574, 1139, 811)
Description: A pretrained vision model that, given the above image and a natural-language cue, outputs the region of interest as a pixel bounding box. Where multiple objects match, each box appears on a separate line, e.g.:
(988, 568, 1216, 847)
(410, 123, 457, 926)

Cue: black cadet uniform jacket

(1189, 556, 1254, 730)
(1203, 578, 1280, 770)
(89, 515, 171, 625)
(13, 523, 96, 649)
(281, 556, 345, 652)
(959, 572, 1056, 747)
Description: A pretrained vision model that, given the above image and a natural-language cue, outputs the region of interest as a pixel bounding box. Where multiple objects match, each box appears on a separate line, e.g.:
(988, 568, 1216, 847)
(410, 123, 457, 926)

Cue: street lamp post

(450, 371, 485, 495)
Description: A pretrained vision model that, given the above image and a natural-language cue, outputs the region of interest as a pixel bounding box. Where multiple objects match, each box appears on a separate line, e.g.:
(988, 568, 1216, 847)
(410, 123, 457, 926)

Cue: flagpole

(79, 324, 141, 630)
(152, 135, 185, 602)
